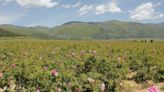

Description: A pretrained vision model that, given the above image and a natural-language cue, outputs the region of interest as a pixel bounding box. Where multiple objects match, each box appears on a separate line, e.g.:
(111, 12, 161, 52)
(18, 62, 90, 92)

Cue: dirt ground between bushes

(132, 82, 164, 92)
(120, 80, 164, 92)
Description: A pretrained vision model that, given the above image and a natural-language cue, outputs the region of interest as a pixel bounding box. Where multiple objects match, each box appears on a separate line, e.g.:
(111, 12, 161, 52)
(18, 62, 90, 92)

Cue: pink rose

(117, 57, 121, 61)
(148, 85, 159, 92)
(36, 89, 40, 92)
(51, 69, 58, 76)
(88, 78, 95, 83)
(12, 63, 16, 68)
(80, 50, 85, 55)
(75, 89, 80, 92)
(92, 50, 97, 54)
(100, 82, 105, 91)
(72, 52, 76, 57)
(43, 66, 48, 70)
(56, 87, 61, 92)
(0, 72, 3, 78)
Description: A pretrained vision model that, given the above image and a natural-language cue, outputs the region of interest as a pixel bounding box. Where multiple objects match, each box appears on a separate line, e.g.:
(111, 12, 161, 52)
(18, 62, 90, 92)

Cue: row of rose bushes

(0, 41, 163, 92)
(0, 54, 163, 91)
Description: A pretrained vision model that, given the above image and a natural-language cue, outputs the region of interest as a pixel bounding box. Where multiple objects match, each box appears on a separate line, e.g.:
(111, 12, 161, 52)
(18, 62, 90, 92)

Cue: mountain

(51, 20, 164, 39)
(0, 20, 164, 39)
(0, 28, 21, 37)
(52, 22, 102, 39)
(158, 22, 164, 28)
(0, 24, 52, 39)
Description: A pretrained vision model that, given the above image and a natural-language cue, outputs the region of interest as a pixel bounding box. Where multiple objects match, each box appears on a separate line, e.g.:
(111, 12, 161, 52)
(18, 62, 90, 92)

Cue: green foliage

(0, 40, 163, 92)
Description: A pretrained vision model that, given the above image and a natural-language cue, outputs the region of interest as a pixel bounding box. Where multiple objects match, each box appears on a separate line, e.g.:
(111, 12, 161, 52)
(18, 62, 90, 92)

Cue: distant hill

(0, 28, 21, 37)
(0, 20, 164, 39)
(0, 24, 52, 39)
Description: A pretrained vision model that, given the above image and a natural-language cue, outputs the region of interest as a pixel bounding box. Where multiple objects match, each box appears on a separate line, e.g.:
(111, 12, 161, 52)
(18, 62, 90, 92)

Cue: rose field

(0, 39, 164, 92)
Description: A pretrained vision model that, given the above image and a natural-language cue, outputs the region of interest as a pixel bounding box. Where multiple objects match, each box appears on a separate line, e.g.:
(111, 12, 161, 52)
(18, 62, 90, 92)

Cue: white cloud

(72, 1, 81, 8)
(61, 1, 81, 9)
(16, 0, 58, 8)
(79, 1, 122, 15)
(0, 0, 13, 6)
(95, 2, 122, 15)
(130, 2, 164, 20)
(79, 5, 94, 15)
(61, 4, 71, 9)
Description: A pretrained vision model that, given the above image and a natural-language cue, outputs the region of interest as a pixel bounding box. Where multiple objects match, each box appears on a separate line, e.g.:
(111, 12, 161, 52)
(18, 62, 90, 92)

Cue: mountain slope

(0, 28, 21, 37)
(0, 20, 164, 39)
(52, 23, 102, 39)
(51, 20, 164, 39)
(0, 24, 52, 39)
(95, 21, 164, 38)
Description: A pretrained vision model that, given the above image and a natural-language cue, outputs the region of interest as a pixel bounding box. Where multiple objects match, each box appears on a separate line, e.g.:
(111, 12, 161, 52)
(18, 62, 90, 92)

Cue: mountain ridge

(0, 20, 164, 39)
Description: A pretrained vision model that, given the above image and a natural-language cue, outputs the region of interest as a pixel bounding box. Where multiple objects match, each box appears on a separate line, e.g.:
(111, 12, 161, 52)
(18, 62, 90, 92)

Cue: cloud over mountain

(95, 2, 122, 15)
(79, 5, 94, 15)
(130, 2, 164, 20)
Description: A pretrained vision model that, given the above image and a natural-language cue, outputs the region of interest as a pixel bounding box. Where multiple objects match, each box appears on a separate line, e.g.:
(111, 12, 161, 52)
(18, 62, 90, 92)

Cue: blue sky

(0, 0, 164, 27)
